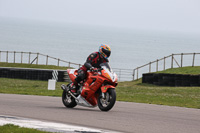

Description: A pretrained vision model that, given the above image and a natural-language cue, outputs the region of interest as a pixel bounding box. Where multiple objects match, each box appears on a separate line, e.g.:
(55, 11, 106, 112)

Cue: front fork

(100, 91, 111, 106)
(102, 92, 106, 99)
(100, 85, 115, 105)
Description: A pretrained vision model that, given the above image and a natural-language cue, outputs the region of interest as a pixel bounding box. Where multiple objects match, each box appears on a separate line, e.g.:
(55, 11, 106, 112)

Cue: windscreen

(100, 62, 112, 72)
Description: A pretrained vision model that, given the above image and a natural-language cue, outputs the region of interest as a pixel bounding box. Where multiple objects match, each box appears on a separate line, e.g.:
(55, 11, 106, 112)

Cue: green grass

(117, 79, 200, 109)
(156, 66, 200, 75)
(0, 62, 71, 70)
(0, 124, 51, 133)
(0, 78, 200, 109)
(0, 78, 64, 96)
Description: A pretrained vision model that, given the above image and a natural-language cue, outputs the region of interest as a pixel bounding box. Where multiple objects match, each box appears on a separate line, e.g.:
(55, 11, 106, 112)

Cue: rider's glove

(90, 67, 98, 72)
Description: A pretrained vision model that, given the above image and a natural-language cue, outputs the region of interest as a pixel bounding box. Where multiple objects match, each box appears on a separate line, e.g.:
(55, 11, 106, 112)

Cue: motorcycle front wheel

(62, 90, 77, 108)
(97, 88, 116, 111)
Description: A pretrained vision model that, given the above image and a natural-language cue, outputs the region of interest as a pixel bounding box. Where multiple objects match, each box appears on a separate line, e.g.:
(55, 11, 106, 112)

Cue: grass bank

(0, 124, 51, 133)
(0, 78, 199, 109)
(156, 66, 200, 75)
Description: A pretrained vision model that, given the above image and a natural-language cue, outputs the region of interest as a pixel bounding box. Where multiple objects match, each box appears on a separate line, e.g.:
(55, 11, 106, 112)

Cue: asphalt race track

(0, 93, 200, 133)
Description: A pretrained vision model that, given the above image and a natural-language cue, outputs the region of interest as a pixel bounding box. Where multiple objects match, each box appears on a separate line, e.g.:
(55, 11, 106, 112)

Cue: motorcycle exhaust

(68, 90, 79, 103)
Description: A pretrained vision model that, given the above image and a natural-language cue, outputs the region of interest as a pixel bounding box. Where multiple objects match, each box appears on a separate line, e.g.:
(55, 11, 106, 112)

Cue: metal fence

(133, 53, 200, 80)
(0, 50, 133, 81)
(0, 51, 82, 68)
(1, 51, 199, 81)
(112, 68, 134, 81)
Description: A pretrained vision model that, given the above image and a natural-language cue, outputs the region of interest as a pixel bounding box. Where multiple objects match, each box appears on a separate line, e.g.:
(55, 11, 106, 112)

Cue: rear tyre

(98, 88, 116, 111)
(62, 90, 77, 108)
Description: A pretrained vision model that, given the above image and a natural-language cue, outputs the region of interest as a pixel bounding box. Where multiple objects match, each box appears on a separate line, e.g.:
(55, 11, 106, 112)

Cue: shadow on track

(45, 106, 102, 112)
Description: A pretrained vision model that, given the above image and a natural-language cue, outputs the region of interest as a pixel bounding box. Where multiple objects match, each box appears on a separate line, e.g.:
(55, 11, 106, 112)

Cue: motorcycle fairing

(80, 73, 104, 106)
(81, 88, 98, 106)
(76, 95, 94, 107)
(67, 69, 78, 83)
(101, 66, 118, 83)
(101, 85, 115, 93)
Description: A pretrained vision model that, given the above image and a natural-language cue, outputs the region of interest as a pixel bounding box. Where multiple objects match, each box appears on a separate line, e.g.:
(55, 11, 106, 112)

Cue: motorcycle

(61, 62, 118, 111)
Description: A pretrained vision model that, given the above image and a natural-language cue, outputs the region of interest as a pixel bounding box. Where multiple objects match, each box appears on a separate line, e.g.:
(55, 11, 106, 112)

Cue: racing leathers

(74, 52, 109, 85)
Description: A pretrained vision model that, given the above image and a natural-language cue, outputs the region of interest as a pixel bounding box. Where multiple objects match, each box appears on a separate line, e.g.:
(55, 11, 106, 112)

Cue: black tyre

(98, 88, 116, 111)
(62, 90, 77, 108)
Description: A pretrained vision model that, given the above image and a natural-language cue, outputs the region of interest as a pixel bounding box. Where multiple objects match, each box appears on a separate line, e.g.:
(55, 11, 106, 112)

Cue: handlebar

(89, 67, 103, 72)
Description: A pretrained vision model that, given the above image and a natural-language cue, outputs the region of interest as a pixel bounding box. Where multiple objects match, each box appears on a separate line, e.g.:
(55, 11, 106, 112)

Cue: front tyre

(98, 88, 116, 111)
(62, 90, 77, 108)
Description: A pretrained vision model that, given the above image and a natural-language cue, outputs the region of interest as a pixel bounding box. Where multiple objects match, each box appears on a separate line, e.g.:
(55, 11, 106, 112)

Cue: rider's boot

(69, 83, 76, 93)
(69, 81, 78, 93)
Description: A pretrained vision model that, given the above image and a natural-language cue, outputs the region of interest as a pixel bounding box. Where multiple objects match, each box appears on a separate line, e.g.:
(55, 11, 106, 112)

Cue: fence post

(6, 51, 8, 63)
(0, 51, 1, 62)
(171, 54, 174, 68)
(46, 55, 48, 65)
(192, 53, 196, 67)
(14, 51, 16, 63)
(181, 53, 183, 67)
(156, 59, 158, 72)
(21, 52, 23, 63)
(163, 57, 166, 70)
(28, 52, 31, 64)
(68, 62, 71, 68)
(133, 69, 135, 80)
(36, 53, 39, 65)
(149, 62, 151, 73)
(137, 67, 139, 80)
(119, 69, 121, 81)
(57, 59, 60, 66)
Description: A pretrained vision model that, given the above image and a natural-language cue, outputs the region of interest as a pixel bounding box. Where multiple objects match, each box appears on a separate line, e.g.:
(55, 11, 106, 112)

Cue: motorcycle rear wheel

(97, 88, 116, 111)
(62, 90, 77, 108)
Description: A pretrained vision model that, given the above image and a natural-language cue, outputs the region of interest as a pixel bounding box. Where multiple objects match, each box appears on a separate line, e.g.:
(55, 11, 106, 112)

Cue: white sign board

(48, 79, 56, 90)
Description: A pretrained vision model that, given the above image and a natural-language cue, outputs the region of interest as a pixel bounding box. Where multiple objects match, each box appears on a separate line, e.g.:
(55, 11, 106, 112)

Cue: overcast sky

(0, 0, 200, 34)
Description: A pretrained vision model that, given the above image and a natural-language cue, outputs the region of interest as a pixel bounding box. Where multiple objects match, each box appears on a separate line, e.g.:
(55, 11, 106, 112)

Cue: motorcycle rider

(70, 44, 111, 93)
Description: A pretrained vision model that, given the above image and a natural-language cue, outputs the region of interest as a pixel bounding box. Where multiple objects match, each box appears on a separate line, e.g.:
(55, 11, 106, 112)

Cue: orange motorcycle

(61, 62, 118, 111)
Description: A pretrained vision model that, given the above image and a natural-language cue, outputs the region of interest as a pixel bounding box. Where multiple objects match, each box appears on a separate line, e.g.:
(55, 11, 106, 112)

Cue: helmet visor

(102, 48, 111, 58)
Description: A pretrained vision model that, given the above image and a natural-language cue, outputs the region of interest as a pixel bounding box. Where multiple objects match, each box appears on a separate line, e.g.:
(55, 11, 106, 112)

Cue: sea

(0, 18, 200, 80)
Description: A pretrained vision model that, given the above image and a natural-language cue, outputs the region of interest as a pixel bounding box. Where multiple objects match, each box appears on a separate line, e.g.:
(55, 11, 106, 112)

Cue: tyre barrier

(0, 67, 69, 82)
(142, 73, 200, 86)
